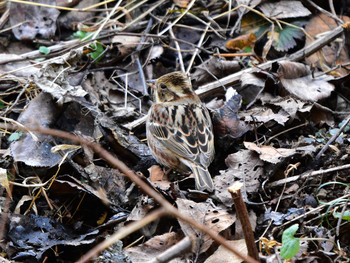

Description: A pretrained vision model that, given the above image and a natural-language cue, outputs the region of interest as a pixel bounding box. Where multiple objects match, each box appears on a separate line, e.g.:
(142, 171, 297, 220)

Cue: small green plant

(280, 224, 300, 259)
(8, 131, 23, 142)
(333, 211, 350, 221)
(72, 30, 105, 61)
(315, 182, 350, 227)
(280, 221, 341, 259)
(39, 46, 50, 55)
(242, 12, 307, 52)
(35, 46, 51, 61)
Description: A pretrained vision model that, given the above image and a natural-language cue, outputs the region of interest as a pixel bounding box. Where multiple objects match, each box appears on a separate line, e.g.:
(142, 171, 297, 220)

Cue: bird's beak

(147, 79, 156, 91)
(146, 79, 156, 98)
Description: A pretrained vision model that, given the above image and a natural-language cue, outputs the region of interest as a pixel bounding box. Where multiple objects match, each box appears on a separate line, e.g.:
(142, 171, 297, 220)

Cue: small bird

(146, 72, 215, 191)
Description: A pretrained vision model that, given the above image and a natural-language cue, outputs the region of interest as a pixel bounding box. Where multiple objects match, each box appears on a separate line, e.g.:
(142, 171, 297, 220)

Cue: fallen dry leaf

(125, 232, 186, 263)
(243, 107, 289, 126)
(259, 0, 311, 19)
(176, 198, 236, 253)
(205, 239, 248, 263)
(305, 13, 350, 77)
(148, 165, 171, 190)
(226, 33, 256, 51)
(215, 150, 263, 206)
(10, 0, 60, 40)
(277, 61, 335, 102)
(244, 141, 296, 164)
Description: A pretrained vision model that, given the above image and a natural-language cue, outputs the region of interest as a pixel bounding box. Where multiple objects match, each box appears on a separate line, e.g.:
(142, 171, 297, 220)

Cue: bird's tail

(192, 166, 214, 192)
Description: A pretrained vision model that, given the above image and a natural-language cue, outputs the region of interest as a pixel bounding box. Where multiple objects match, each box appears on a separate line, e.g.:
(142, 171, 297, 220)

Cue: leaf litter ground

(0, 0, 350, 262)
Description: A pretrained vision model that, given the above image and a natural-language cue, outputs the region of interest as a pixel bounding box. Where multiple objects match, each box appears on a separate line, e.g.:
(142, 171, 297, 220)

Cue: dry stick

(123, 0, 165, 32)
(186, 23, 210, 75)
(77, 208, 167, 263)
(113, 0, 148, 23)
(304, 0, 344, 24)
(196, 23, 350, 97)
(265, 121, 308, 145)
(1, 85, 27, 117)
(228, 182, 260, 262)
(91, 0, 123, 40)
(315, 115, 350, 160)
(147, 236, 192, 263)
(0, 38, 79, 64)
(0, 9, 9, 29)
(328, 0, 338, 22)
(169, 28, 185, 73)
(158, 0, 196, 36)
(214, 52, 254, 57)
(266, 163, 350, 188)
(0, 31, 208, 66)
(0, 124, 258, 263)
(135, 17, 154, 95)
(187, 12, 225, 40)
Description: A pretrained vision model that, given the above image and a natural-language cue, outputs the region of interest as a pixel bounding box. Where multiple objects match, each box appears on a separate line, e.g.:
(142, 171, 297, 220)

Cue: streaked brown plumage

(146, 72, 215, 191)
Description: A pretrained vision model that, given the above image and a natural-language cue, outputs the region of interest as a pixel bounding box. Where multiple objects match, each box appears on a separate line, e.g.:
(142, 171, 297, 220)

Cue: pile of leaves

(0, 0, 350, 262)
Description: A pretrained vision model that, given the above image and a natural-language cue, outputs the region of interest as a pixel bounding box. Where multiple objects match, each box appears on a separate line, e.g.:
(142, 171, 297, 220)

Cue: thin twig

(0, 8, 9, 29)
(186, 23, 210, 75)
(123, 0, 165, 31)
(135, 18, 153, 95)
(1, 85, 27, 117)
(304, 0, 344, 24)
(265, 121, 309, 145)
(78, 208, 167, 263)
(0, 116, 38, 141)
(259, 163, 299, 240)
(147, 236, 192, 263)
(169, 27, 185, 73)
(266, 164, 350, 188)
(315, 115, 350, 160)
(271, 192, 350, 235)
(158, 0, 196, 36)
(187, 12, 225, 39)
(336, 187, 349, 236)
(91, 0, 123, 40)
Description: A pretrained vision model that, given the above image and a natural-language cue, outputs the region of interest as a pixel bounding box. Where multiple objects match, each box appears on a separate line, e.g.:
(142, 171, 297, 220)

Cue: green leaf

(273, 21, 307, 52)
(35, 57, 46, 62)
(89, 42, 105, 61)
(243, 46, 252, 53)
(8, 131, 23, 142)
(0, 101, 4, 109)
(72, 29, 104, 61)
(39, 46, 50, 55)
(72, 30, 87, 39)
(333, 211, 350, 221)
(280, 224, 300, 259)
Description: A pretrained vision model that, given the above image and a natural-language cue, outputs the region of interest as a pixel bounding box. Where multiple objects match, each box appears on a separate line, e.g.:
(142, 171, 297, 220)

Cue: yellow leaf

(226, 33, 256, 51)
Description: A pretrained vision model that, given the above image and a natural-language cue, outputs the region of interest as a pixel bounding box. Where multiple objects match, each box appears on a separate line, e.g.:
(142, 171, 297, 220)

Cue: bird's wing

(147, 103, 214, 168)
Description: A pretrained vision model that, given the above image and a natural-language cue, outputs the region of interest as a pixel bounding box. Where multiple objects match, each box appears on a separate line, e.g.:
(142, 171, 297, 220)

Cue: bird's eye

(160, 84, 167, 89)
